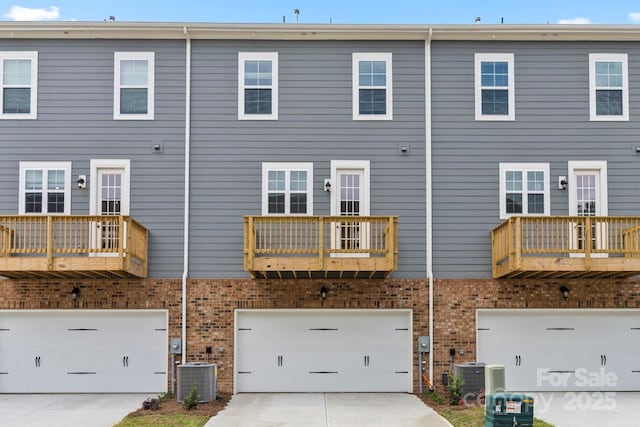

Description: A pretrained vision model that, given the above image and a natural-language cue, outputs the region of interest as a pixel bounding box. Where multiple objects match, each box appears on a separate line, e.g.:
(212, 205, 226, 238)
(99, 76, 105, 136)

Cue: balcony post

(118, 216, 125, 270)
(46, 216, 53, 270)
(318, 217, 324, 269)
(514, 217, 522, 271)
(585, 216, 592, 271)
(388, 216, 397, 271)
(245, 216, 254, 271)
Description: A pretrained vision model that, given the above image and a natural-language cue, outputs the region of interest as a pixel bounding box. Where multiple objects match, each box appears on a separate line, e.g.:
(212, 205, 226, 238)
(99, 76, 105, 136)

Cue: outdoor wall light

(558, 176, 567, 190)
(71, 287, 80, 300)
(560, 286, 569, 300)
(320, 286, 328, 300)
(324, 179, 331, 192)
(77, 175, 86, 189)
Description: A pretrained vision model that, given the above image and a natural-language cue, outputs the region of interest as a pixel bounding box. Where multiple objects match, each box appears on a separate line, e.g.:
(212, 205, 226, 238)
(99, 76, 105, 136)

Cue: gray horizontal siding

(432, 41, 640, 278)
(0, 39, 186, 277)
(189, 40, 426, 278)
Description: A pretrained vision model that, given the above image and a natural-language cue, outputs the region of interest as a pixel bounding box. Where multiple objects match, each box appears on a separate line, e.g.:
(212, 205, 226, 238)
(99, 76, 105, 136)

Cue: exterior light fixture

(71, 287, 80, 300)
(77, 175, 86, 189)
(320, 286, 328, 300)
(324, 179, 331, 192)
(560, 286, 569, 300)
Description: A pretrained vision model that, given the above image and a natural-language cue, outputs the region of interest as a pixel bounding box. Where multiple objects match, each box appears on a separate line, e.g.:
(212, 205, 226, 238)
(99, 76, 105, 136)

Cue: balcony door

(89, 160, 130, 255)
(330, 160, 370, 257)
(568, 161, 608, 256)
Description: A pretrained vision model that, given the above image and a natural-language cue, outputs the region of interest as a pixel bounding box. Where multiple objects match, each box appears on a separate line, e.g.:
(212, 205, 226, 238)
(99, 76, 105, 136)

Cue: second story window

(499, 163, 549, 219)
(589, 53, 628, 121)
(19, 162, 71, 214)
(475, 53, 515, 121)
(239, 52, 278, 120)
(262, 163, 313, 215)
(352, 52, 392, 120)
(1, 51, 38, 119)
(114, 52, 155, 120)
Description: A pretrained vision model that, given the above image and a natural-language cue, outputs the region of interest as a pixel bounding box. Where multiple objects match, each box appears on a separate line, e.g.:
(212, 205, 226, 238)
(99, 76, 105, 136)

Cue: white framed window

(589, 53, 628, 121)
(114, 52, 154, 120)
(352, 53, 393, 120)
(1, 51, 38, 120)
(239, 52, 278, 120)
(262, 163, 313, 215)
(18, 162, 71, 214)
(475, 53, 515, 121)
(499, 163, 550, 219)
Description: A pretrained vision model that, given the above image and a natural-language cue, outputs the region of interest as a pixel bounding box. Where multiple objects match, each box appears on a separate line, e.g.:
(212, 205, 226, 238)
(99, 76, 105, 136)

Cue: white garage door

(235, 309, 412, 393)
(477, 309, 640, 391)
(0, 310, 168, 393)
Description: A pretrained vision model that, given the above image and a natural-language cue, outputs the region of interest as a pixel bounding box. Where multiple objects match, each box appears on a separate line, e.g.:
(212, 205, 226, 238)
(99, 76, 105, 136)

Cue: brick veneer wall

(433, 278, 640, 391)
(0, 277, 429, 394)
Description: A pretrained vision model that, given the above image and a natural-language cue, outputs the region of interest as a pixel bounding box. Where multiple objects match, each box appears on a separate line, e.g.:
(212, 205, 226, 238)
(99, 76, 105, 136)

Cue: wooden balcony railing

(244, 215, 398, 279)
(0, 215, 148, 279)
(492, 216, 640, 278)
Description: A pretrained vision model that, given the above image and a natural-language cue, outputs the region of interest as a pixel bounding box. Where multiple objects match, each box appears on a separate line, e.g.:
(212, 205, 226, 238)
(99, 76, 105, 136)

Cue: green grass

(436, 405, 554, 427)
(113, 414, 210, 427)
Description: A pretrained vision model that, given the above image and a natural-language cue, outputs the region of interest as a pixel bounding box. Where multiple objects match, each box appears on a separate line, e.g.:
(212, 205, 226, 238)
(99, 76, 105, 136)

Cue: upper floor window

(589, 53, 628, 121)
(352, 53, 392, 120)
(499, 163, 549, 219)
(239, 52, 278, 120)
(19, 162, 71, 214)
(1, 51, 38, 120)
(262, 163, 313, 215)
(114, 52, 155, 120)
(475, 53, 515, 121)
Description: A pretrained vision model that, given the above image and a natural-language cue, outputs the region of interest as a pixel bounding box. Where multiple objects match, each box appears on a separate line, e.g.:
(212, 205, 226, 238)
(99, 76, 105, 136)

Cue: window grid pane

(504, 168, 546, 216)
(265, 169, 308, 215)
(120, 88, 148, 114)
(25, 193, 42, 213)
(3, 88, 30, 114)
(120, 60, 148, 86)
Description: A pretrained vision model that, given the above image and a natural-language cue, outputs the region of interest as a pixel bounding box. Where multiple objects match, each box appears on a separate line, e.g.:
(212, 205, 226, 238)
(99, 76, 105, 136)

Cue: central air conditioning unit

(454, 362, 486, 402)
(177, 363, 217, 403)
(484, 364, 506, 394)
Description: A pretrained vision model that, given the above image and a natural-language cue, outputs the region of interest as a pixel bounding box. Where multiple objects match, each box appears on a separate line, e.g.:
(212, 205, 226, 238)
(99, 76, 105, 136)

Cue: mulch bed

(127, 393, 231, 417)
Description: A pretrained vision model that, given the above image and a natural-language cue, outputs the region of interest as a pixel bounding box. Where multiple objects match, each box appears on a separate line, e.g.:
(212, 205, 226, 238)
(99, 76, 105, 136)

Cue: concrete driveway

(533, 392, 640, 427)
(0, 393, 151, 427)
(205, 393, 452, 427)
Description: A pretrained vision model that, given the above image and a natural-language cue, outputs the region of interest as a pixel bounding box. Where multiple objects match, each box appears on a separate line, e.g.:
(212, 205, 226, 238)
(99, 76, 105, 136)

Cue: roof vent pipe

(109, 16, 115, 22)
(294, 9, 300, 24)
(475, 16, 481, 24)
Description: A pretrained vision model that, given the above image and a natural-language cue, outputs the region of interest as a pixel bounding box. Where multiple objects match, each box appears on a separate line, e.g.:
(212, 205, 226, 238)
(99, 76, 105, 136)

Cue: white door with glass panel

(90, 160, 130, 255)
(330, 162, 370, 257)
(569, 162, 608, 255)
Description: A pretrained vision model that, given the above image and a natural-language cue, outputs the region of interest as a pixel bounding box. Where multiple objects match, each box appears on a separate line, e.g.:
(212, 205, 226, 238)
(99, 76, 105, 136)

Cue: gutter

(425, 27, 434, 386)
(181, 26, 192, 363)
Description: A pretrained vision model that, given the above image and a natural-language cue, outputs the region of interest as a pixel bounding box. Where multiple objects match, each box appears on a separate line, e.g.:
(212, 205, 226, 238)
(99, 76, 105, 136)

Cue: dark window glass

(3, 88, 30, 114)
(120, 88, 148, 114)
(290, 193, 307, 214)
(596, 90, 622, 116)
(528, 194, 544, 214)
(482, 89, 509, 115)
(505, 193, 522, 214)
(47, 193, 65, 213)
(268, 193, 285, 214)
(359, 89, 386, 115)
(25, 193, 42, 213)
(245, 89, 272, 115)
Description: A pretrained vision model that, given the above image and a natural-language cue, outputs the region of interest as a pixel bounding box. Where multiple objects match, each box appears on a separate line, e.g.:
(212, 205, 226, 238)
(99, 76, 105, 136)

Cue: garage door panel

(235, 309, 412, 393)
(0, 310, 167, 393)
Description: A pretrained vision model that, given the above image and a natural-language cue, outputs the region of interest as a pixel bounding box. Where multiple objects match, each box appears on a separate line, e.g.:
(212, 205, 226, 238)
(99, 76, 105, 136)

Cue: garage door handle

(277, 355, 283, 367)
(123, 356, 129, 367)
(35, 356, 40, 367)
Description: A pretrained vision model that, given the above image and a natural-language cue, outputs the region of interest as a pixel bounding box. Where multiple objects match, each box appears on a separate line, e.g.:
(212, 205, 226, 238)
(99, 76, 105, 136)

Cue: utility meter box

(485, 393, 534, 427)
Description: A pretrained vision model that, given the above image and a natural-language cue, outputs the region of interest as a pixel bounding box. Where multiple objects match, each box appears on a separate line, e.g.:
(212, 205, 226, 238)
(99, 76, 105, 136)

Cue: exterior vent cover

(453, 362, 486, 401)
(177, 363, 217, 403)
(484, 364, 506, 394)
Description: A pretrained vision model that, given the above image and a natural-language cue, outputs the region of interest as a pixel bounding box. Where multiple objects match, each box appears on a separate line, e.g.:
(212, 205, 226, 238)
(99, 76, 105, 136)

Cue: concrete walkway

(205, 393, 452, 427)
(0, 393, 152, 427)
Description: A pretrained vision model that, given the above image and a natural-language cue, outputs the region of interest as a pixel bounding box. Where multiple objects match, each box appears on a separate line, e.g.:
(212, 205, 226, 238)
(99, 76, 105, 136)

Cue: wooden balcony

(244, 215, 398, 279)
(492, 216, 640, 279)
(0, 215, 148, 279)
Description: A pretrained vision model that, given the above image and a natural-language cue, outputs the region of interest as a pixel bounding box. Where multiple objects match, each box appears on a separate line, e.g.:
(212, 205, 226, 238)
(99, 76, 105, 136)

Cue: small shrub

(142, 397, 159, 411)
(425, 389, 445, 405)
(447, 373, 465, 405)
(182, 384, 200, 410)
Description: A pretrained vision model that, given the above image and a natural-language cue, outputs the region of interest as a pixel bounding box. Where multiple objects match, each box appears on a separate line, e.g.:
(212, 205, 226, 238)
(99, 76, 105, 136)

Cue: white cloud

(5, 5, 60, 21)
(557, 17, 592, 24)
(630, 12, 640, 22)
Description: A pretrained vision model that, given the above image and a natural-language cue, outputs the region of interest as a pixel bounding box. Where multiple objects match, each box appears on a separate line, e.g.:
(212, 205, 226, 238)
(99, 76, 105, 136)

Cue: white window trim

(589, 53, 629, 122)
(330, 160, 371, 216)
(475, 53, 515, 121)
(499, 163, 550, 219)
(89, 159, 131, 215)
(1, 51, 38, 120)
(568, 160, 608, 216)
(261, 162, 313, 215)
(18, 161, 71, 214)
(114, 52, 155, 120)
(352, 53, 393, 121)
(239, 52, 279, 121)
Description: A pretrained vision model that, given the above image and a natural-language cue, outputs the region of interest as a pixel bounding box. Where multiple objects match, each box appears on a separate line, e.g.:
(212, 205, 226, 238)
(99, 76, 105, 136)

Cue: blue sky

(2, 1, 640, 25)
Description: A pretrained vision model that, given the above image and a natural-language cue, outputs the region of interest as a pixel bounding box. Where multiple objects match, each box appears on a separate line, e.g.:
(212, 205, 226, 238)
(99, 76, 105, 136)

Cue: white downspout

(182, 26, 192, 363)
(425, 28, 434, 386)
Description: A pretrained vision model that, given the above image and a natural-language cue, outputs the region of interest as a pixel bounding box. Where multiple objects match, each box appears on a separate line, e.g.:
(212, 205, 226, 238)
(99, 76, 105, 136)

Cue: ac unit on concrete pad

(484, 364, 506, 394)
(177, 363, 217, 403)
(454, 362, 486, 402)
